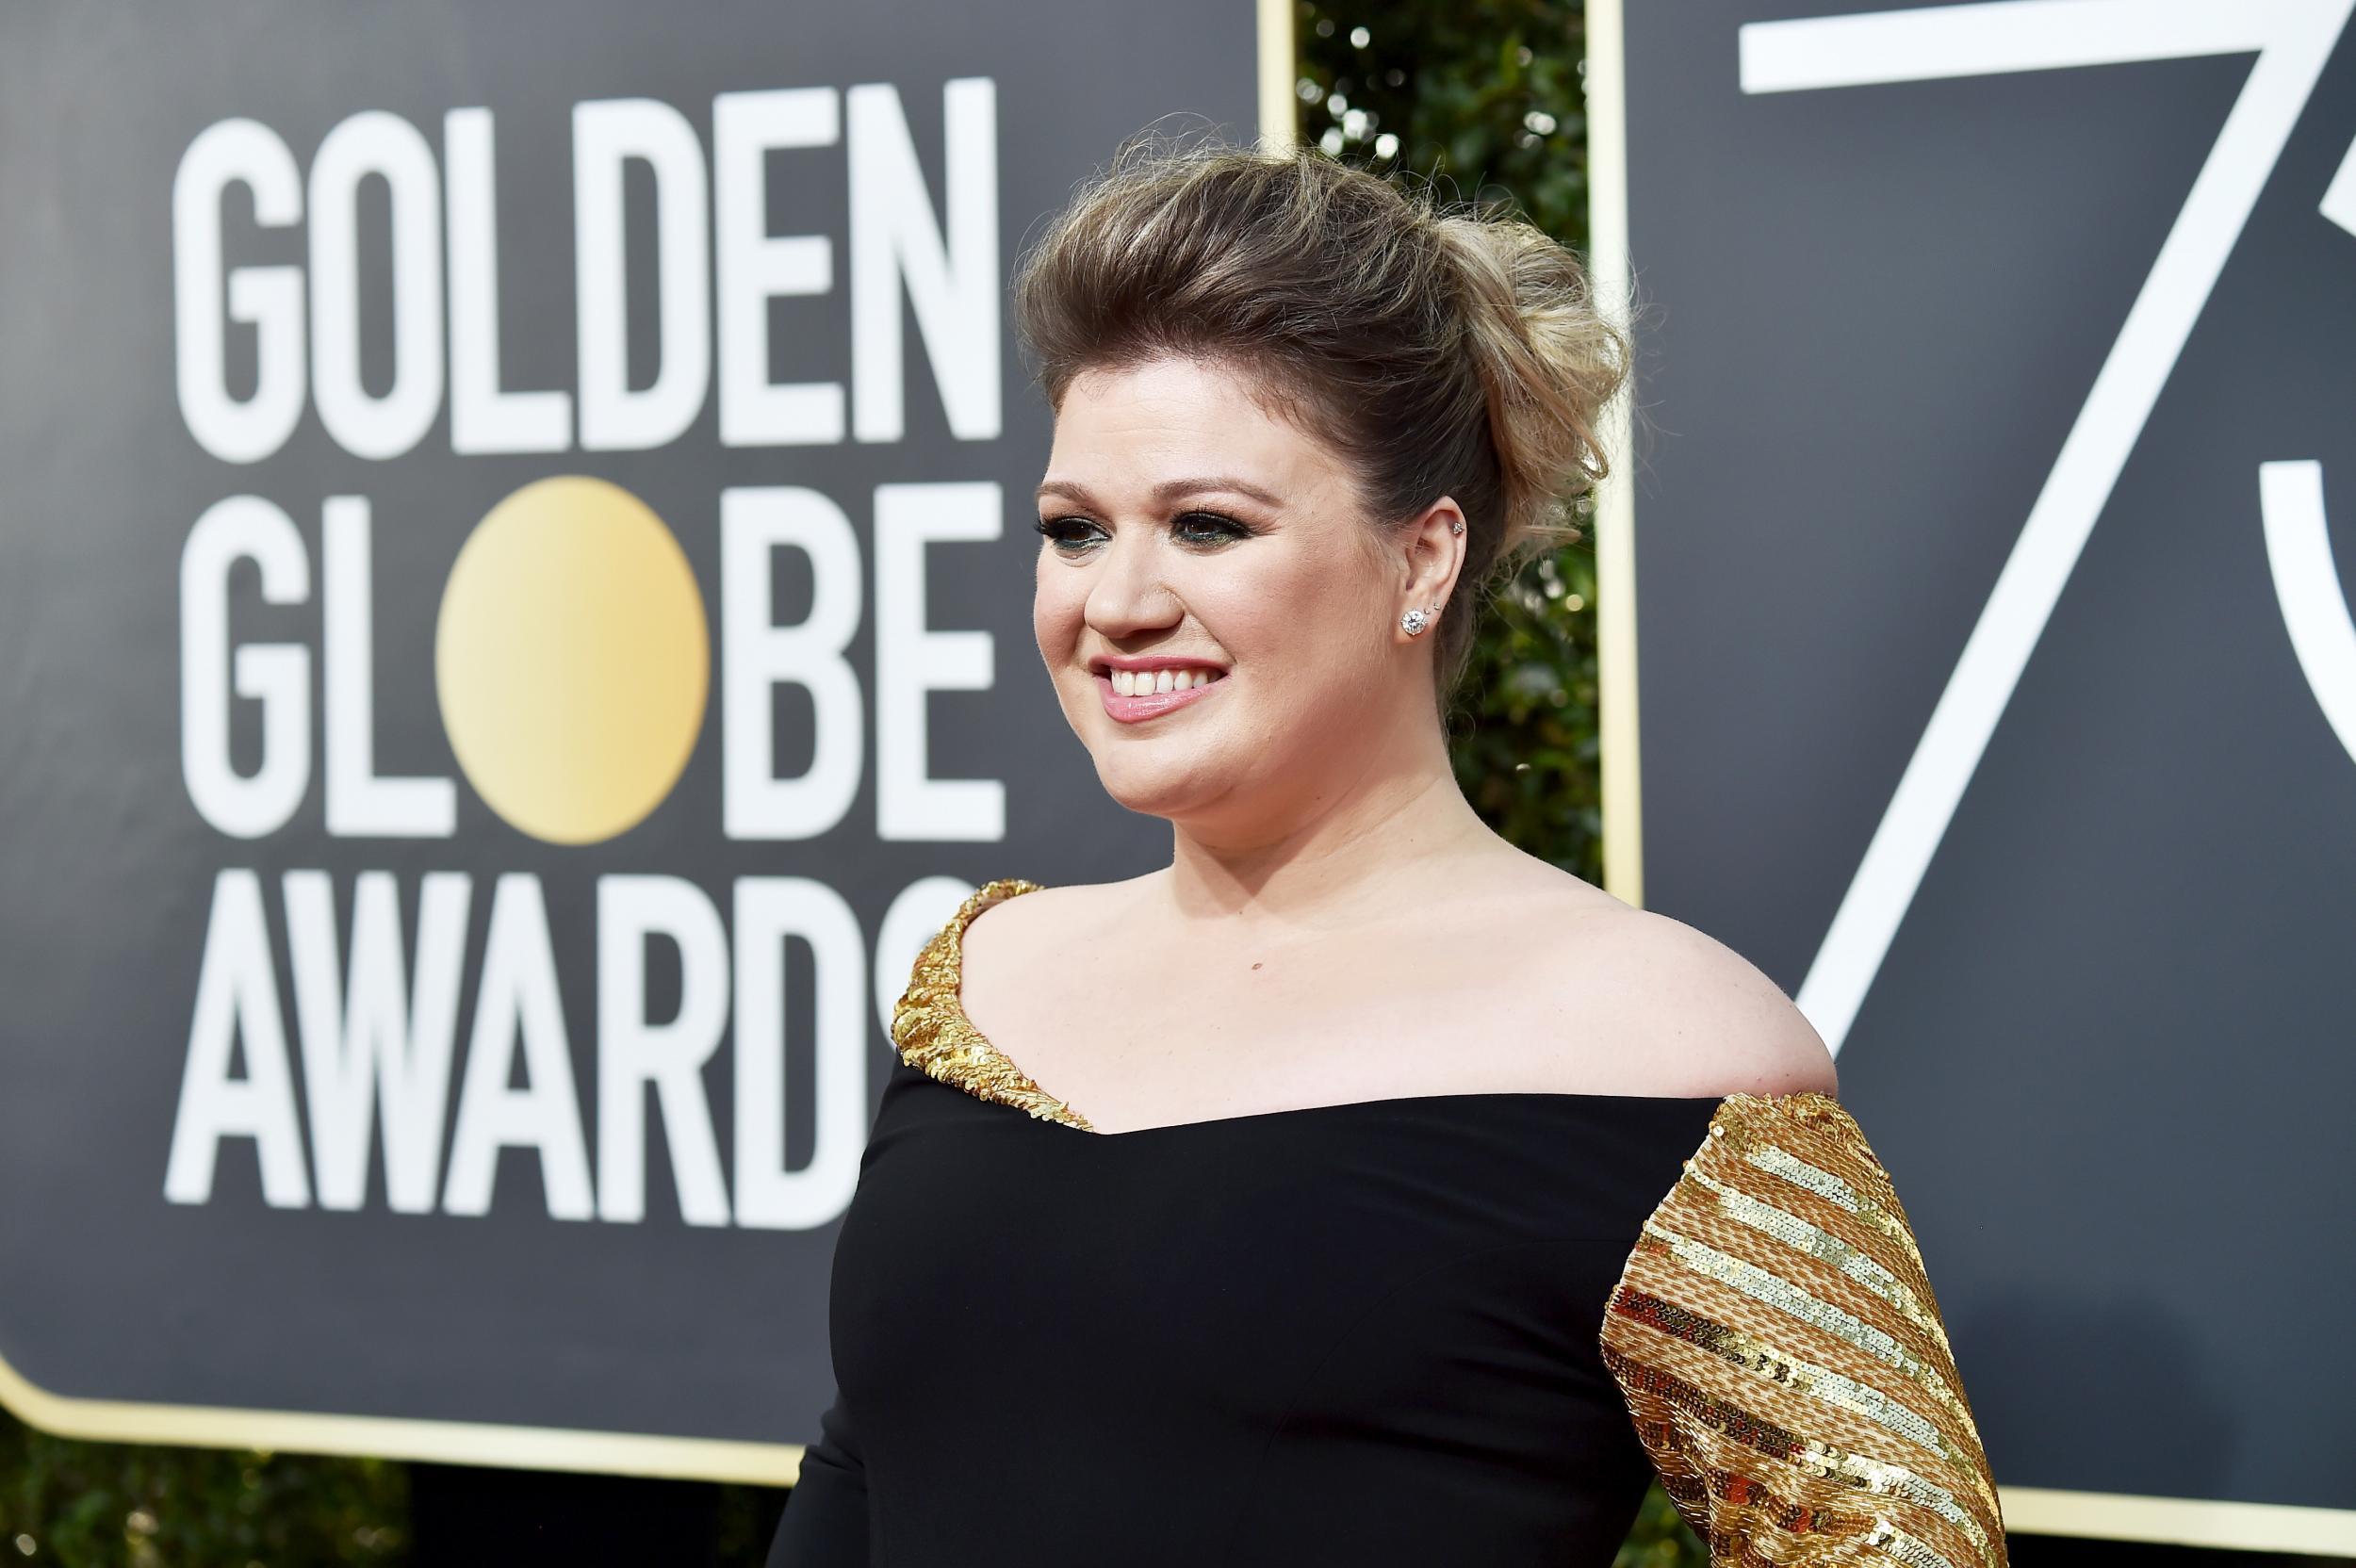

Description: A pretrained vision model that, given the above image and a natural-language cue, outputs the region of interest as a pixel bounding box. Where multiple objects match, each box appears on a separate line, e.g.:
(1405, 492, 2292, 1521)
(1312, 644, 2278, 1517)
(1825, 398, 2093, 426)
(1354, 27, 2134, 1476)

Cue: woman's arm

(765, 1391, 869, 1566)
(1601, 1093, 2005, 1568)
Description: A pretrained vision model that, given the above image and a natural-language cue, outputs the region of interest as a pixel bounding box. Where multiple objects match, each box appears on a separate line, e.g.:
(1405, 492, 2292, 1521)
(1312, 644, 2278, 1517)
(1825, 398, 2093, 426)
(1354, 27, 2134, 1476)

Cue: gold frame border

(0, 1353, 801, 1485)
(1256, 0, 1295, 150)
(1587, 0, 1643, 912)
(0, 0, 1295, 1488)
(2001, 1488, 2356, 1558)
(1583, 0, 2356, 1552)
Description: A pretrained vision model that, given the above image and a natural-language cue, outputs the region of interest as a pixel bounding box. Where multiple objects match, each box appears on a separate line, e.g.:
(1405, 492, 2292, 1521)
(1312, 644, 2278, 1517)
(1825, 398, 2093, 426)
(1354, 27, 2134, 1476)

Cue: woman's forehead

(1046, 357, 1349, 501)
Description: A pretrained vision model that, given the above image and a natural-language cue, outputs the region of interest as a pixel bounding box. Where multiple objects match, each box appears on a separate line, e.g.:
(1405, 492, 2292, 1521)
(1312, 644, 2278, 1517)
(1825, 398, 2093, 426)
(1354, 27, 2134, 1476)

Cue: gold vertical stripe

(1584, 0, 1644, 907)
(1255, 0, 1295, 148)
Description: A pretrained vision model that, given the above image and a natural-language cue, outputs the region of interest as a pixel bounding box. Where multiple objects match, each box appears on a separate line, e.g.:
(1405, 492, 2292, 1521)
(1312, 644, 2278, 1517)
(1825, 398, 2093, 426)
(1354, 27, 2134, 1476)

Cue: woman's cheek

(1031, 573, 1082, 666)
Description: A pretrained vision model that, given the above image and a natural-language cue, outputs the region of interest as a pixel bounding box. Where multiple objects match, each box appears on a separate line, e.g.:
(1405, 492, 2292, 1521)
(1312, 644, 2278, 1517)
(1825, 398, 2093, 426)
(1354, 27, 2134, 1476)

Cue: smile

(1090, 662, 1227, 724)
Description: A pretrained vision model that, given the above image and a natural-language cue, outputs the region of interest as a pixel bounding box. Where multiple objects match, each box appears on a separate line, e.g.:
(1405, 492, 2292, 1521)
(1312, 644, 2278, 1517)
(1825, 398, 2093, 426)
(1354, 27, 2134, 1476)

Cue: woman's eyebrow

(1034, 476, 1284, 508)
(1152, 476, 1284, 507)
(1037, 473, 1282, 511)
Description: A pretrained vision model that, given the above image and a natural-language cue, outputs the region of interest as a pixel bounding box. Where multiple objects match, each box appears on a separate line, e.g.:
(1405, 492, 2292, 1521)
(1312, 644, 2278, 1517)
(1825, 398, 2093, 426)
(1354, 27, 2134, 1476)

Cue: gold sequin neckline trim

(891, 877, 1096, 1131)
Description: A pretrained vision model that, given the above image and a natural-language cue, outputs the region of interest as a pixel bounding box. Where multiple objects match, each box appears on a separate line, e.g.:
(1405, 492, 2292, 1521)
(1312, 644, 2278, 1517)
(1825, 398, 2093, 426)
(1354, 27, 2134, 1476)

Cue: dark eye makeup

(1030, 508, 1258, 554)
(1171, 509, 1254, 545)
(1032, 514, 1105, 550)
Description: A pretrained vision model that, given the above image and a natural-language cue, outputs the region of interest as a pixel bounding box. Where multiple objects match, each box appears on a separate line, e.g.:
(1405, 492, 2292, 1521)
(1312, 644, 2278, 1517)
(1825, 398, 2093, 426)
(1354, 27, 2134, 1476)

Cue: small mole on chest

(1251, 961, 1263, 971)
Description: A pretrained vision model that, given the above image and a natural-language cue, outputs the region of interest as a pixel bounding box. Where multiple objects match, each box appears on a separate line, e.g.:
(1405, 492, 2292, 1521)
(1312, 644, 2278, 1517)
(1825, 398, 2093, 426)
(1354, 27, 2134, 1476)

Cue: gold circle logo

(435, 476, 709, 845)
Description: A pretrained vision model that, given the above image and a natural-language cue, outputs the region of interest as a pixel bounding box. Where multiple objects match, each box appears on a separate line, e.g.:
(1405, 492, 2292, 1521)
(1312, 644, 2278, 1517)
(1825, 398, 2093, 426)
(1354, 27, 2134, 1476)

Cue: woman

(768, 142, 2004, 1568)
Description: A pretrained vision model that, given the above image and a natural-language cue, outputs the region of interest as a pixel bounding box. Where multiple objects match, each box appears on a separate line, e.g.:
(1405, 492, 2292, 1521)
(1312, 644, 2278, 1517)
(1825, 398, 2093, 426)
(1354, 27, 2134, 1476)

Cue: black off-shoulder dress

(769, 880, 2004, 1568)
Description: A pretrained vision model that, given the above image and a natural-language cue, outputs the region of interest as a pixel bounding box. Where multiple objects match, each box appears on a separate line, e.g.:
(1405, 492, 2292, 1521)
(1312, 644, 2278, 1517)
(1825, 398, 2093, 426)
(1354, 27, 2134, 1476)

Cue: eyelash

(1032, 510, 1255, 554)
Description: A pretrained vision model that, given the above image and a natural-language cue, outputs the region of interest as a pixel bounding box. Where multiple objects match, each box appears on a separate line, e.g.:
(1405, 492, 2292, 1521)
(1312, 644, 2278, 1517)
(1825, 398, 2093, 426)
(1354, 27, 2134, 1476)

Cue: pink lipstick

(1090, 655, 1229, 726)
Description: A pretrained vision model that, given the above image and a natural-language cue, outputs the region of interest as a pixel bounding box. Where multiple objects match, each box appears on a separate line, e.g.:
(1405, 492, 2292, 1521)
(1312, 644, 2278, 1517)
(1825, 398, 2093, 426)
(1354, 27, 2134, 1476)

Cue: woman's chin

(1089, 754, 1232, 822)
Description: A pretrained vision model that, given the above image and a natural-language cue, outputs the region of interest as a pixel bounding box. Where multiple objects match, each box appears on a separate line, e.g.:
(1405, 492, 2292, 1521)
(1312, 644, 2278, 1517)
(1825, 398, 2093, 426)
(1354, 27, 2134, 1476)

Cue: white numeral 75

(1740, 0, 2356, 1054)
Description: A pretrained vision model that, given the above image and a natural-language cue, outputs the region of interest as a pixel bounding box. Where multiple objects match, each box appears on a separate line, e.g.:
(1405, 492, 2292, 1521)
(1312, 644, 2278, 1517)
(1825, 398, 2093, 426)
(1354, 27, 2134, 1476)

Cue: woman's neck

(1160, 728, 1496, 931)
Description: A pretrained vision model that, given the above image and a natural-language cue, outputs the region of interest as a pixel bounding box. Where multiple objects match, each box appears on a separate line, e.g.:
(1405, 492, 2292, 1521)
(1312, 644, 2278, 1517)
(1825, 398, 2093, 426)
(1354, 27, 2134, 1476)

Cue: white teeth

(1105, 665, 1221, 695)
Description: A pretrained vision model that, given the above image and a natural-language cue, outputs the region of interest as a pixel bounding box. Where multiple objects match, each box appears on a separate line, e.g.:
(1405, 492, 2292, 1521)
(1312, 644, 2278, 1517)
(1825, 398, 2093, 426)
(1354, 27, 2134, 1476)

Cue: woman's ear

(1399, 497, 1467, 617)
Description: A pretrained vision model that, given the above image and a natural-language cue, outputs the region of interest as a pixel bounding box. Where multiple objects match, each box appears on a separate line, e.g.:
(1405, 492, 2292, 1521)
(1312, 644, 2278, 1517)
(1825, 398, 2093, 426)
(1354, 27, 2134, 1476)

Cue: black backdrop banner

(1601, 0, 2356, 1552)
(0, 0, 1268, 1479)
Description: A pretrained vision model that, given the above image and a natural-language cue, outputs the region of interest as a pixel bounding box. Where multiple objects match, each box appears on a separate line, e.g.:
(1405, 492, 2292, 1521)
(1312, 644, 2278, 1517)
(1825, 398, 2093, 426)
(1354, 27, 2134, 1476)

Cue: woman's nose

(1084, 531, 1182, 637)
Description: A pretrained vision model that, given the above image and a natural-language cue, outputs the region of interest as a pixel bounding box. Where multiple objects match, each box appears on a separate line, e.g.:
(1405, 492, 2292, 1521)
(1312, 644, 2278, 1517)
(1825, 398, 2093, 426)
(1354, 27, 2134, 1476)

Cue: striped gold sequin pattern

(1600, 1093, 2004, 1566)
(890, 877, 1094, 1132)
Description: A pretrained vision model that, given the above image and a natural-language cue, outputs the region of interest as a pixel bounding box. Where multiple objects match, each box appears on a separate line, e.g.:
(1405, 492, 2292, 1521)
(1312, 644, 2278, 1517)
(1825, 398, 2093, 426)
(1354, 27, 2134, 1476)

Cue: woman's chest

(826, 1069, 1713, 1451)
(957, 974, 1579, 1134)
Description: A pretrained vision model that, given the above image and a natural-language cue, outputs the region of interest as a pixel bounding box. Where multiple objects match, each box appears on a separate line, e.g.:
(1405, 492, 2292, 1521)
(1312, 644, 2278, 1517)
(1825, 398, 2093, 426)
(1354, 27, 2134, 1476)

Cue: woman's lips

(1094, 671, 1225, 724)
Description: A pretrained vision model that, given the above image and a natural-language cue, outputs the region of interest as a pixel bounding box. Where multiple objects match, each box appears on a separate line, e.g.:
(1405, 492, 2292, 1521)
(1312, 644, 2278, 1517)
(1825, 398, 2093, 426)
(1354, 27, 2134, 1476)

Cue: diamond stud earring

(1449, 521, 1464, 535)
(1400, 608, 1432, 636)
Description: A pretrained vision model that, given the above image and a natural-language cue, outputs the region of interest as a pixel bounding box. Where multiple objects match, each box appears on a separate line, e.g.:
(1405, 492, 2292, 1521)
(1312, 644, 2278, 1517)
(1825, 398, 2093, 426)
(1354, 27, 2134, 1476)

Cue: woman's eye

(1172, 510, 1252, 547)
(1033, 515, 1104, 552)
(1033, 511, 1252, 553)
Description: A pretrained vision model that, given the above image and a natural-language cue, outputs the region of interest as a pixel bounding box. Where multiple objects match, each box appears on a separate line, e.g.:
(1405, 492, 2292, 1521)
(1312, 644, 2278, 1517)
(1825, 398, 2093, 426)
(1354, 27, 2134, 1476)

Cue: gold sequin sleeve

(1600, 1093, 2006, 1568)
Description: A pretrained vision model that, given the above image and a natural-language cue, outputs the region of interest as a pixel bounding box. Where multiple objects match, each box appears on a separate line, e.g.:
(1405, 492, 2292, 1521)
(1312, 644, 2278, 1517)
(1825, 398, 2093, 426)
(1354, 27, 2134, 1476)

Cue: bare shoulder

(1459, 855, 1837, 1101)
(957, 874, 1144, 973)
(1555, 902, 1838, 1099)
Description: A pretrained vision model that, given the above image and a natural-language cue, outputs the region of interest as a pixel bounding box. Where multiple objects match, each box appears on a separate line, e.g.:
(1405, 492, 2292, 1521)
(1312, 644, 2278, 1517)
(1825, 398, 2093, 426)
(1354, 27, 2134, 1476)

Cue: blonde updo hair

(1013, 139, 1631, 694)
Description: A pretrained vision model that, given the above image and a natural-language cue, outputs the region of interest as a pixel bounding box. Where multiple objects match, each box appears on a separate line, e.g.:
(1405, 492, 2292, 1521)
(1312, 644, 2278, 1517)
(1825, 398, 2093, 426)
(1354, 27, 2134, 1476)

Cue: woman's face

(1033, 354, 1424, 840)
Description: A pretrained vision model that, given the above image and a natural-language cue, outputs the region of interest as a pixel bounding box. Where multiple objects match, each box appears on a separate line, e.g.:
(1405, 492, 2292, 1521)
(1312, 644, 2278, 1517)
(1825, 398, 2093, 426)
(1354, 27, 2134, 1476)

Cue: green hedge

(1292, 0, 1612, 883)
(0, 1419, 405, 1564)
